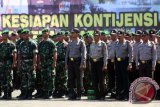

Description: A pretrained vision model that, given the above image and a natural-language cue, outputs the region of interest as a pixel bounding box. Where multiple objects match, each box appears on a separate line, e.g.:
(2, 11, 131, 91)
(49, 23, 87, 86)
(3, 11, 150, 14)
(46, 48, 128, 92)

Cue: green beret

(37, 33, 42, 38)
(42, 28, 49, 33)
(2, 29, 9, 35)
(65, 31, 70, 36)
(83, 32, 92, 38)
(51, 34, 57, 39)
(57, 31, 65, 36)
(101, 31, 110, 36)
(17, 28, 23, 34)
(21, 29, 30, 34)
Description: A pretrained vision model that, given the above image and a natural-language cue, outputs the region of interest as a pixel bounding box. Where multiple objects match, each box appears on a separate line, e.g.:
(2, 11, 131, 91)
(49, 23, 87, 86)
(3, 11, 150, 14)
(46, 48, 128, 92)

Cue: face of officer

(118, 34, 124, 42)
(23, 34, 30, 40)
(111, 34, 117, 41)
(2, 34, 8, 41)
(94, 34, 100, 43)
(58, 35, 64, 42)
(134, 35, 141, 42)
(43, 31, 50, 39)
(71, 32, 78, 40)
(142, 35, 149, 43)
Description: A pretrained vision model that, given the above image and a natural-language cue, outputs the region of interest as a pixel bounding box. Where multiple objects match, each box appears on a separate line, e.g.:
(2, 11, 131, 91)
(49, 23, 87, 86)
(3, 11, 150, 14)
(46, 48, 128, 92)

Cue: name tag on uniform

(117, 58, 122, 61)
(111, 59, 114, 62)
(70, 58, 74, 61)
(93, 58, 97, 62)
(141, 60, 145, 64)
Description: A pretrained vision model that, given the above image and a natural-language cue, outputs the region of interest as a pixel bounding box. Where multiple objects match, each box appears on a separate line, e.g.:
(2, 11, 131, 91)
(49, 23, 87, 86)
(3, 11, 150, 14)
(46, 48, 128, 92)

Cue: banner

(0, 0, 160, 33)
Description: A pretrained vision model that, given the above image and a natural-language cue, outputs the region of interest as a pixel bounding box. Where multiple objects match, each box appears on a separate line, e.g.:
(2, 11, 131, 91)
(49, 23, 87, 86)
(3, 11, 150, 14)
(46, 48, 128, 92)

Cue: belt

(69, 57, 81, 62)
(91, 57, 103, 62)
(139, 60, 151, 64)
(108, 59, 115, 63)
(116, 57, 126, 62)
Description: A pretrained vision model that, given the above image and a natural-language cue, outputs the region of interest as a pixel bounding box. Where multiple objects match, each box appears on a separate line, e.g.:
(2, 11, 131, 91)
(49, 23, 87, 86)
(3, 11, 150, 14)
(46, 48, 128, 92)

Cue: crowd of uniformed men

(0, 27, 160, 101)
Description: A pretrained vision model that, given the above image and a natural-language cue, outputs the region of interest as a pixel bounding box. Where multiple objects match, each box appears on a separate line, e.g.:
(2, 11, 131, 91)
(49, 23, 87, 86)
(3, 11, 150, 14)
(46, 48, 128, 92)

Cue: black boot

(7, 91, 12, 100)
(27, 90, 33, 99)
(19, 90, 28, 100)
(43, 91, 52, 99)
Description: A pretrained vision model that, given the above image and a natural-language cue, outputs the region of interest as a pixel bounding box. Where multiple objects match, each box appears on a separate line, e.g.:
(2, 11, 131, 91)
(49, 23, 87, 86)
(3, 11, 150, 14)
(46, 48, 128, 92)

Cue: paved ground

(0, 91, 159, 107)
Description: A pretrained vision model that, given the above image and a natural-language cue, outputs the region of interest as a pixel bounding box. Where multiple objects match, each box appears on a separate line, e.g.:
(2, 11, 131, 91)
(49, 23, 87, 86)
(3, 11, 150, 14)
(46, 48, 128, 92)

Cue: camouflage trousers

(54, 61, 67, 95)
(19, 59, 35, 91)
(0, 60, 13, 92)
(41, 66, 55, 92)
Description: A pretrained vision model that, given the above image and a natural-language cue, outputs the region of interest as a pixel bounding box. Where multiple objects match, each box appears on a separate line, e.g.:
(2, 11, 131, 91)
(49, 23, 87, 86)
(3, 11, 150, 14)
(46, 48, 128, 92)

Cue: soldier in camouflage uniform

(0, 30, 17, 99)
(18, 29, 37, 99)
(83, 32, 93, 95)
(34, 33, 44, 98)
(38, 28, 57, 99)
(52, 31, 68, 98)
(16, 29, 25, 98)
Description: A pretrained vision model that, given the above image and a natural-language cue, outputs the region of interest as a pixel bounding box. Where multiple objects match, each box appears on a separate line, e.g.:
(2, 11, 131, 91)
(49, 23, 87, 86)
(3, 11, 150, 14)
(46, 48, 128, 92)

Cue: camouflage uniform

(38, 38, 57, 98)
(18, 37, 37, 99)
(53, 41, 68, 98)
(0, 39, 16, 99)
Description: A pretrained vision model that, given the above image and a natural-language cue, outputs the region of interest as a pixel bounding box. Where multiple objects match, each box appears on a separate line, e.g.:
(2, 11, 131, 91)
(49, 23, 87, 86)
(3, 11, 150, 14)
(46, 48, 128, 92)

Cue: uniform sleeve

(11, 43, 17, 53)
(103, 42, 108, 66)
(136, 45, 140, 67)
(80, 41, 87, 65)
(152, 43, 157, 68)
(33, 43, 38, 54)
(128, 42, 133, 63)
(65, 44, 70, 65)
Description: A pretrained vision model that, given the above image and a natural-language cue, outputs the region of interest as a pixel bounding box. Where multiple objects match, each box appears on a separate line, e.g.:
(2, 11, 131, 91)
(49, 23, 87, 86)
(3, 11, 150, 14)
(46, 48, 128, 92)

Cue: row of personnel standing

(0, 28, 160, 101)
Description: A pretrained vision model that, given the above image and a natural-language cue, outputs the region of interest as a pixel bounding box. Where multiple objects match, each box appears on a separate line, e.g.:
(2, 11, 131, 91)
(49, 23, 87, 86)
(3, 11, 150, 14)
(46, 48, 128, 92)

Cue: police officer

(130, 30, 142, 83)
(106, 29, 117, 98)
(136, 30, 157, 77)
(18, 29, 37, 99)
(38, 28, 57, 99)
(65, 28, 86, 100)
(0, 30, 17, 99)
(154, 30, 160, 100)
(115, 30, 133, 100)
(149, 29, 157, 44)
(89, 30, 108, 100)
(53, 31, 68, 98)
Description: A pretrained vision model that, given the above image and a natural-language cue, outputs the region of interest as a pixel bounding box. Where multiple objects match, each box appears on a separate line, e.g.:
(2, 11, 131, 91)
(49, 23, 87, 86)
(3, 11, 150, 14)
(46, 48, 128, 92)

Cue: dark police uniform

(115, 30, 133, 100)
(136, 31, 157, 78)
(65, 28, 86, 100)
(89, 32, 108, 100)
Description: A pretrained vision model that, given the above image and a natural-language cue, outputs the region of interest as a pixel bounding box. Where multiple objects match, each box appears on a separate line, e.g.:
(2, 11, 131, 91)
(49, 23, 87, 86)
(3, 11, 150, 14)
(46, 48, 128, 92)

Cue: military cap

(110, 29, 117, 35)
(42, 28, 49, 33)
(125, 32, 132, 37)
(117, 30, 125, 35)
(57, 31, 65, 36)
(142, 30, 149, 36)
(21, 29, 30, 34)
(71, 28, 80, 33)
(51, 34, 57, 39)
(17, 28, 23, 34)
(149, 29, 156, 35)
(135, 30, 142, 36)
(37, 33, 42, 38)
(1, 29, 9, 35)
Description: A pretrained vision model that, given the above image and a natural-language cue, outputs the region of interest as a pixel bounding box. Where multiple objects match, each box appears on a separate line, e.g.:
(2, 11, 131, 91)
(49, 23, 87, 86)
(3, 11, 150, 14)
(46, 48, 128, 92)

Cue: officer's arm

(33, 46, 38, 67)
(65, 44, 69, 65)
(12, 48, 17, 67)
(81, 41, 87, 66)
(128, 42, 133, 65)
(136, 46, 140, 67)
(152, 44, 157, 69)
(103, 42, 108, 67)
